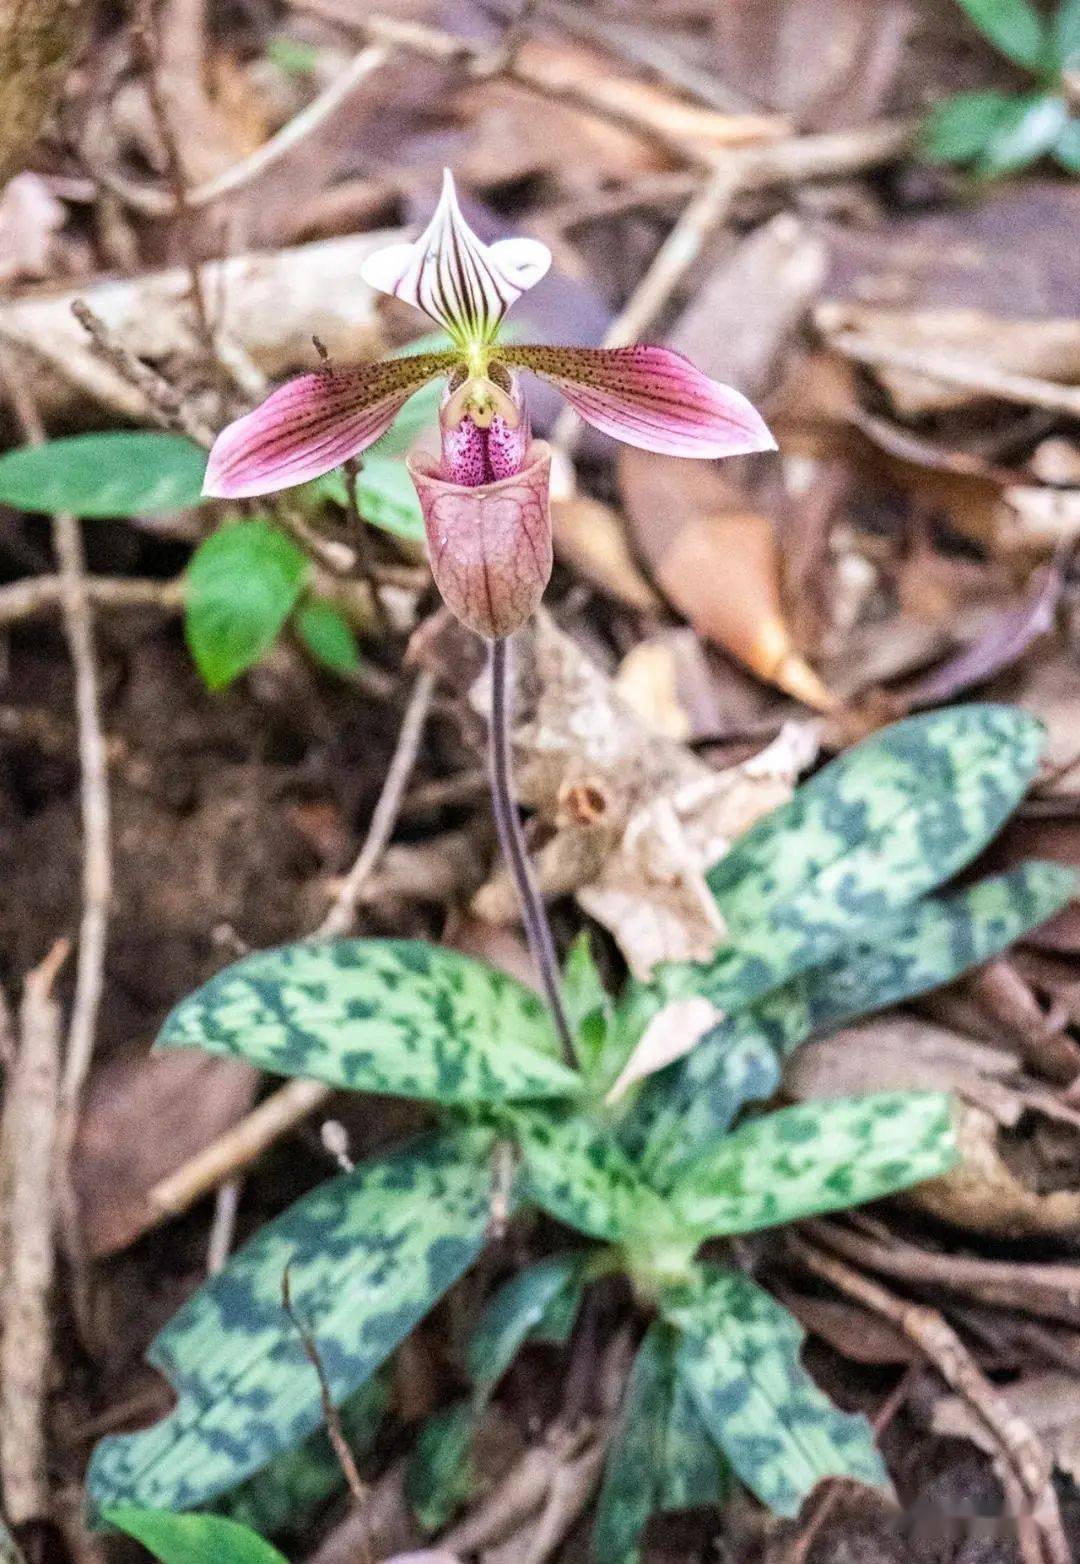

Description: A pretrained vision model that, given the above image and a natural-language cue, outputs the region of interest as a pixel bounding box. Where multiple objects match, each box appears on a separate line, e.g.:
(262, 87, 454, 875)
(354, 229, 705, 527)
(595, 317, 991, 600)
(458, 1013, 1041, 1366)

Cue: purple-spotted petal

(502, 343, 776, 459)
(203, 352, 458, 499)
(360, 170, 550, 346)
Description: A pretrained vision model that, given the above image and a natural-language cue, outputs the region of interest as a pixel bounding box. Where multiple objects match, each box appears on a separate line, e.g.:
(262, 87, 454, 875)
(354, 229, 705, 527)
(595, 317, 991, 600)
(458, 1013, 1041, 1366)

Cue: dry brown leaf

(0, 173, 65, 285)
(619, 449, 837, 711)
(74, 1049, 259, 1258)
(604, 997, 724, 1104)
(550, 495, 661, 614)
(470, 614, 819, 977)
(932, 1373, 1080, 1484)
(613, 640, 693, 741)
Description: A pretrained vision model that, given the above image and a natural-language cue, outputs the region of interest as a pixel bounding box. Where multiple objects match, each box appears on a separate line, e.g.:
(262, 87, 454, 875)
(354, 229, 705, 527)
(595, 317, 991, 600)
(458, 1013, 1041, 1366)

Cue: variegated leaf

(659, 705, 1044, 1013)
(468, 1255, 589, 1394)
(667, 1092, 957, 1240)
(632, 863, 1073, 1183)
(158, 939, 579, 1105)
(509, 1108, 670, 1243)
(664, 1268, 887, 1516)
(87, 1134, 493, 1516)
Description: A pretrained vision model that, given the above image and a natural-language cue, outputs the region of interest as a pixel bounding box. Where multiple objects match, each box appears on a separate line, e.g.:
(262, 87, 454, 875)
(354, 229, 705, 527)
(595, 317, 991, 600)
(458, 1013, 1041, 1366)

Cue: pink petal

(502, 344, 776, 459)
(203, 351, 458, 498)
(359, 170, 550, 345)
(407, 443, 553, 639)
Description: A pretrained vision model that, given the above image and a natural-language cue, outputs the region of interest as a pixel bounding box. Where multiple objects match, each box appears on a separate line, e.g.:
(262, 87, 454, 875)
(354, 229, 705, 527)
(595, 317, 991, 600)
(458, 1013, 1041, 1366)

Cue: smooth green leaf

(1053, 0, 1080, 68)
(954, 0, 1050, 70)
(923, 90, 1014, 162)
(668, 1092, 957, 1241)
(664, 1268, 887, 1517)
(592, 1327, 673, 1564)
(0, 433, 207, 518)
(104, 1508, 288, 1564)
(293, 599, 361, 673)
(562, 933, 613, 1075)
(220, 1374, 387, 1537)
(468, 1255, 589, 1393)
(1053, 115, 1080, 169)
(673, 705, 1043, 1013)
(974, 92, 1070, 173)
(265, 35, 321, 74)
(632, 863, 1076, 1181)
(87, 1134, 493, 1516)
(407, 1403, 476, 1533)
(185, 521, 307, 689)
(314, 458, 425, 541)
(158, 938, 579, 1106)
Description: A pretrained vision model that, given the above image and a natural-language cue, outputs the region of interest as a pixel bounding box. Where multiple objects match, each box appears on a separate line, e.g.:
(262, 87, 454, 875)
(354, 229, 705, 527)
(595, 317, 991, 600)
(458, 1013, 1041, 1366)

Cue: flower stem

(487, 635, 575, 1065)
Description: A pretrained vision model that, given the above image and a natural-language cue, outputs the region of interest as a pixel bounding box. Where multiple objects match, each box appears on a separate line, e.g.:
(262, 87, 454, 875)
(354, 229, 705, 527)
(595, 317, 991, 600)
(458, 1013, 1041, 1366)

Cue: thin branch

(0, 572, 185, 627)
(0, 940, 68, 1525)
(70, 299, 217, 447)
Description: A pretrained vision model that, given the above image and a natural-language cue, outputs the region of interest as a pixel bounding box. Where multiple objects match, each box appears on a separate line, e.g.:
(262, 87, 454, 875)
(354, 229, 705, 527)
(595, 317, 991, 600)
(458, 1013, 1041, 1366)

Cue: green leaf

(510, 1107, 671, 1243)
(293, 599, 361, 674)
(677, 705, 1043, 1012)
(1053, 115, 1080, 169)
(313, 458, 425, 541)
(407, 1402, 476, 1533)
(158, 938, 579, 1106)
(86, 1133, 493, 1516)
(632, 863, 1074, 1182)
(562, 933, 613, 1075)
(265, 35, 321, 74)
(660, 1366, 732, 1514)
(104, 1508, 288, 1564)
(954, 0, 1051, 71)
(592, 1326, 672, 1564)
(664, 1268, 887, 1517)
(467, 1255, 588, 1394)
(185, 521, 308, 689)
(220, 1375, 387, 1537)
(0, 433, 208, 518)
(1053, 0, 1080, 68)
(668, 1092, 957, 1241)
(922, 90, 1014, 162)
(974, 92, 1070, 173)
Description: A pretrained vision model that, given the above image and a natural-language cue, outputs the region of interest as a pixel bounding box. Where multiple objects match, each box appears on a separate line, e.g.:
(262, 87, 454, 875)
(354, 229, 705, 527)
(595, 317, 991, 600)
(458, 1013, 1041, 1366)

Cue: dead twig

(0, 572, 185, 626)
(789, 1232, 1070, 1564)
(70, 299, 217, 447)
(0, 939, 68, 1525)
(281, 1269, 370, 1526)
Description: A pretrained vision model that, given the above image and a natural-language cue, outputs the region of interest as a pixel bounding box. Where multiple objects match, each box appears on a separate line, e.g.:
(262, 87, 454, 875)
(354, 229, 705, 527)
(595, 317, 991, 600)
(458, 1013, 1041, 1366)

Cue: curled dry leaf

(470, 613, 820, 977)
(604, 996, 725, 1104)
(618, 448, 837, 712)
(786, 1020, 1080, 1238)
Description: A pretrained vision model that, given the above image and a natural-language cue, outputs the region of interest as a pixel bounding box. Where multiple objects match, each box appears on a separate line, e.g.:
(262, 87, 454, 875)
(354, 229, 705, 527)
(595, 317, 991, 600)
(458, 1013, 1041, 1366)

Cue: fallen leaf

(932, 1372, 1080, 1484)
(470, 613, 820, 977)
(550, 494, 661, 613)
(74, 1049, 259, 1257)
(0, 173, 65, 285)
(604, 997, 724, 1104)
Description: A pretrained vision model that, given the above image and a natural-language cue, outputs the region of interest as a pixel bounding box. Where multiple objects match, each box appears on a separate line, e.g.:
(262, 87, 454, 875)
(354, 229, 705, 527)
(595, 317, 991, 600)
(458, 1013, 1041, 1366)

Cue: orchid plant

(203, 169, 775, 1057)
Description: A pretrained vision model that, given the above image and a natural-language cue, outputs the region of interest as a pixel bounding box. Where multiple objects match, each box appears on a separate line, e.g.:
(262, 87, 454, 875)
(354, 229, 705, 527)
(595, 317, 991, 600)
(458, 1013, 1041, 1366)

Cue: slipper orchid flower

(203, 171, 775, 638)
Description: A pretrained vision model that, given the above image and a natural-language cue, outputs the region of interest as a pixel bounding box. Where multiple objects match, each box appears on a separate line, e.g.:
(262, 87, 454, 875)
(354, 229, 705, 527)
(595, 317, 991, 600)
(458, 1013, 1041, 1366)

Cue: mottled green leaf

(1054, 116, 1080, 170)
(974, 93, 1070, 173)
(664, 1268, 887, 1517)
(220, 1375, 387, 1537)
(0, 433, 207, 518)
(185, 521, 308, 690)
(104, 1508, 288, 1564)
(660, 1367, 732, 1514)
(664, 706, 1043, 1014)
(407, 1402, 476, 1533)
(468, 1255, 589, 1393)
(923, 90, 1014, 162)
(592, 1326, 673, 1564)
(158, 939, 578, 1106)
(631, 863, 1075, 1182)
(87, 1134, 493, 1517)
(293, 600, 361, 674)
(954, 0, 1050, 70)
(509, 1107, 669, 1243)
(668, 1092, 956, 1240)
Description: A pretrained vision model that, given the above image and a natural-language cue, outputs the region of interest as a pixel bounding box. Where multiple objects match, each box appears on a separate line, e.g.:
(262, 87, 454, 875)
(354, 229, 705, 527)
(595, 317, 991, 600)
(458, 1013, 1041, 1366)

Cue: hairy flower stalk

(202, 170, 775, 1054)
